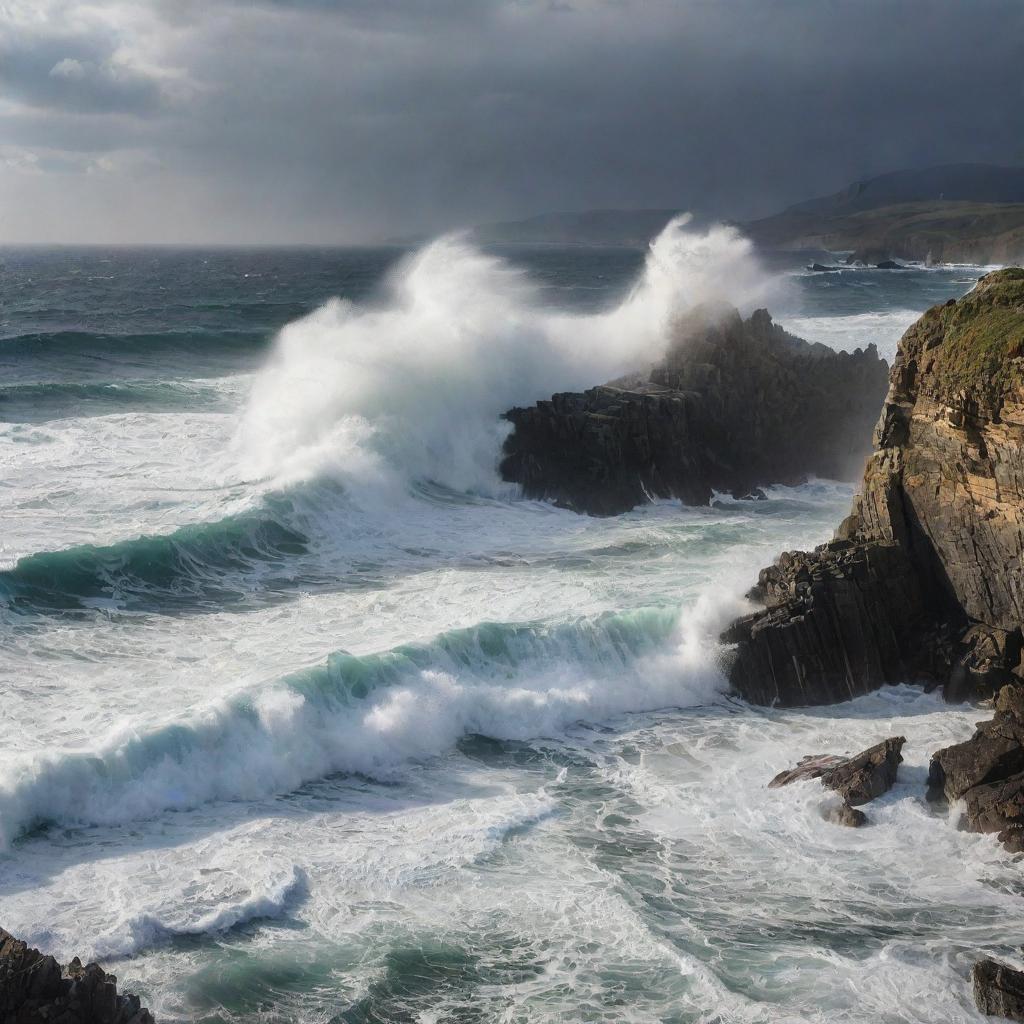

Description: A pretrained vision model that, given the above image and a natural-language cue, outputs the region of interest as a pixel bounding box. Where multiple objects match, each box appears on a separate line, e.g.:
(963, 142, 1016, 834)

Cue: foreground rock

(974, 959, 1024, 1020)
(724, 269, 1024, 707)
(770, 738, 904, 826)
(0, 928, 153, 1024)
(501, 306, 888, 515)
(821, 737, 905, 805)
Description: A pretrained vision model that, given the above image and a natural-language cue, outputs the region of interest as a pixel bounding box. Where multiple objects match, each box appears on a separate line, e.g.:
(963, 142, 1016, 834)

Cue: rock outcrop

(501, 306, 888, 515)
(724, 269, 1024, 707)
(0, 928, 153, 1024)
(974, 959, 1024, 1021)
(770, 738, 904, 826)
(821, 736, 905, 805)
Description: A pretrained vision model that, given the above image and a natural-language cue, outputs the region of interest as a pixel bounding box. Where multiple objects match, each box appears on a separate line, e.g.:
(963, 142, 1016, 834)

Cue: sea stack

(501, 305, 889, 515)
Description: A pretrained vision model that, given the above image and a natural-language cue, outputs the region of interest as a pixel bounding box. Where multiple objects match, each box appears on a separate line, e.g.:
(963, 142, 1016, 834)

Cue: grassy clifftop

(904, 268, 1024, 409)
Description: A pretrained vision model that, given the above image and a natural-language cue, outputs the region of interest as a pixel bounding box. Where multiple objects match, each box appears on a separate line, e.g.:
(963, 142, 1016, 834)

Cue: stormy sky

(1, 0, 1022, 244)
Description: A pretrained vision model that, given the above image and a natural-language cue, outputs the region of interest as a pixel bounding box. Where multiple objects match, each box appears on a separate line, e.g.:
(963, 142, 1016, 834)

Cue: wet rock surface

(0, 928, 153, 1024)
(824, 804, 868, 827)
(820, 737, 905, 805)
(724, 269, 1024, 708)
(974, 958, 1024, 1021)
(500, 306, 888, 515)
(770, 738, 904, 827)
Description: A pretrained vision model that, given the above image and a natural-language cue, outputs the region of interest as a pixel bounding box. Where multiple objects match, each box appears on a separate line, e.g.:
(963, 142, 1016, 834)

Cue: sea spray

(233, 216, 777, 494)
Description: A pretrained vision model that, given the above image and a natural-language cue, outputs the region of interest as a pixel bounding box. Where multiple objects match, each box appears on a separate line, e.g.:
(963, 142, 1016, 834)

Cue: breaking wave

(233, 216, 775, 494)
(0, 605, 728, 846)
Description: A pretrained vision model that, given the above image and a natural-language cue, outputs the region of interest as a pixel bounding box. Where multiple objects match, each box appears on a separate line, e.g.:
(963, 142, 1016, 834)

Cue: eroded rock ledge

(0, 928, 153, 1024)
(500, 307, 888, 515)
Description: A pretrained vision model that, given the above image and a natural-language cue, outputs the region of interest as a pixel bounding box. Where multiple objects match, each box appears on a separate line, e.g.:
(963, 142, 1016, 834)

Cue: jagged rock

(770, 738, 904, 807)
(875, 259, 906, 269)
(974, 958, 1024, 1020)
(808, 263, 841, 272)
(501, 305, 889, 515)
(824, 804, 868, 827)
(962, 772, 1024, 834)
(724, 269, 1024, 707)
(768, 753, 849, 788)
(0, 928, 153, 1024)
(820, 737, 905, 805)
(929, 685, 1024, 802)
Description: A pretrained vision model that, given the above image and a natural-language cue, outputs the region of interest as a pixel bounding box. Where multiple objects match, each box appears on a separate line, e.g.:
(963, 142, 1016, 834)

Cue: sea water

(0, 224, 1014, 1022)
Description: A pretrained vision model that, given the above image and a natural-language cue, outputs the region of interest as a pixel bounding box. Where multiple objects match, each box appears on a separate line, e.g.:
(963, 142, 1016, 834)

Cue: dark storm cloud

(1, 0, 1022, 243)
(0, 22, 163, 115)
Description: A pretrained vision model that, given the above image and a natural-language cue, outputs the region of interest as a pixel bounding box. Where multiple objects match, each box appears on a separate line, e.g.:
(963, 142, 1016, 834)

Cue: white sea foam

(233, 216, 777, 494)
(781, 309, 921, 361)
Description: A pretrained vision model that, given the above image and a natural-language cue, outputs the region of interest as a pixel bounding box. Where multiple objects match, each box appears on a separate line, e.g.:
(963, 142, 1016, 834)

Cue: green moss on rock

(926, 268, 1024, 409)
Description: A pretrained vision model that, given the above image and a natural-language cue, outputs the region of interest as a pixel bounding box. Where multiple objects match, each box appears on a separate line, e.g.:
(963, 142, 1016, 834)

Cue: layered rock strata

(501, 307, 888, 515)
(725, 269, 1024, 708)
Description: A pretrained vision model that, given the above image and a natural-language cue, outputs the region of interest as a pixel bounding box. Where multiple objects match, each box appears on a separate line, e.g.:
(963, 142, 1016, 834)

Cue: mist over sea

(0, 229, 1013, 1022)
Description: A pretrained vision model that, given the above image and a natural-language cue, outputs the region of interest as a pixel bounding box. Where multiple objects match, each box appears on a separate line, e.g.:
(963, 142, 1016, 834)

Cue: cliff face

(725, 268, 1024, 706)
(501, 308, 889, 515)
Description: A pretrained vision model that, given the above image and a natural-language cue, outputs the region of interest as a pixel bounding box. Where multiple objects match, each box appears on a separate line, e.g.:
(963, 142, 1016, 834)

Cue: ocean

(0, 223, 1017, 1022)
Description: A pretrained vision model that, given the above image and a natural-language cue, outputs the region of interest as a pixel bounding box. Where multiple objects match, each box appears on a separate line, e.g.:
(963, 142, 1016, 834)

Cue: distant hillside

(744, 164, 1024, 263)
(779, 164, 1024, 217)
(472, 165, 1024, 264)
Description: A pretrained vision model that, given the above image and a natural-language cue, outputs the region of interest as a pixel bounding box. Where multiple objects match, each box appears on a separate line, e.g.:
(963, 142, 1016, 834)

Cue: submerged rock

(974, 958, 1024, 1020)
(875, 259, 906, 269)
(723, 269, 1024, 708)
(824, 804, 868, 827)
(500, 305, 888, 515)
(0, 928, 153, 1024)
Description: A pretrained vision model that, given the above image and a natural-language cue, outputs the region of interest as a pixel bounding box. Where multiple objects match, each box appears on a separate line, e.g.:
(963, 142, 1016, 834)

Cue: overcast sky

(1, 0, 1022, 244)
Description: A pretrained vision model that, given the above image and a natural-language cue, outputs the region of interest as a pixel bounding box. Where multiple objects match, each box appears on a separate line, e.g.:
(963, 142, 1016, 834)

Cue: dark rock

(0, 928, 153, 1024)
(769, 738, 904, 805)
(963, 771, 1024, 833)
(875, 259, 906, 269)
(824, 804, 868, 827)
(974, 958, 1024, 1020)
(929, 686, 1024, 802)
(820, 737, 905, 805)
(501, 305, 889, 515)
(723, 269, 1024, 707)
(808, 263, 841, 272)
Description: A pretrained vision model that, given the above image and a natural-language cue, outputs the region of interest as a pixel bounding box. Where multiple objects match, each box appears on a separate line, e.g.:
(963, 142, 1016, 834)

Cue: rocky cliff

(725, 268, 1024, 709)
(501, 307, 888, 515)
(0, 928, 153, 1023)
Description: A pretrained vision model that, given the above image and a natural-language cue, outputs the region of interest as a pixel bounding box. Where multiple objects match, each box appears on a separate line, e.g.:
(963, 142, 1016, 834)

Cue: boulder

(820, 737, 905, 805)
(875, 259, 907, 269)
(974, 958, 1024, 1020)
(0, 928, 153, 1024)
(769, 738, 904, 805)
(501, 305, 889, 515)
(824, 804, 868, 827)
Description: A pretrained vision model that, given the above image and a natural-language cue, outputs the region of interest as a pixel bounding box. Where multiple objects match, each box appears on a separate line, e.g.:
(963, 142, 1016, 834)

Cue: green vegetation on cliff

(922, 268, 1024, 406)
